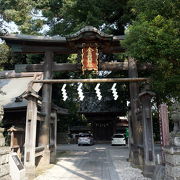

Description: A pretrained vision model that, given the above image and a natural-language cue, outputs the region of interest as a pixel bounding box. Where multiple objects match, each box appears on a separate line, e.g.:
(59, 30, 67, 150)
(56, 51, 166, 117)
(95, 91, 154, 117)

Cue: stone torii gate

(1, 26, 155, 178)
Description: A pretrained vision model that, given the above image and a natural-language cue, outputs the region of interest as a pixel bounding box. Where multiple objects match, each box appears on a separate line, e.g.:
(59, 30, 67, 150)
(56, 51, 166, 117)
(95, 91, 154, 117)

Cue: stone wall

(164, 148, 180, 180)
(0, 128, 11, 180)
(0, 147, 11, 180)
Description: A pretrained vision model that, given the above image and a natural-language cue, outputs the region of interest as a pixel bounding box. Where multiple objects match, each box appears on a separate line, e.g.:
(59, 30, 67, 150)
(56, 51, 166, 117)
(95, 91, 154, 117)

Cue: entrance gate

(1, 26, 155, 179)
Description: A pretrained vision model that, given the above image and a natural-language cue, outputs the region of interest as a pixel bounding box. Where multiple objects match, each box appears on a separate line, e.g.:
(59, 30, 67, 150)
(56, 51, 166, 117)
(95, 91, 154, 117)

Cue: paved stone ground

(35, 144, 151, 180)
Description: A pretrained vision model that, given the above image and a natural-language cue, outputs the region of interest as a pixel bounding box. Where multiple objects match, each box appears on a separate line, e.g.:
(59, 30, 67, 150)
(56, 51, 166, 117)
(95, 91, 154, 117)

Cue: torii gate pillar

(39, 51, 54, 166)
(128, 57, 144, 167)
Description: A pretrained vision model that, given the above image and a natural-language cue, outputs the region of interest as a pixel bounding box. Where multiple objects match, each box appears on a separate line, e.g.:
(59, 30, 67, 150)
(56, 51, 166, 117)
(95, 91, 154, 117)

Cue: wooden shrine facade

(1, 26, 155, 179)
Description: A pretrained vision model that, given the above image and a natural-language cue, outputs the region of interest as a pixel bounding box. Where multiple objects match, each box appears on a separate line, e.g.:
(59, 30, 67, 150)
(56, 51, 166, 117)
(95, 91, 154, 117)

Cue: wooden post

(139, 85, 155, 177)
(54, 111, 57, 162)
(159, 104, 170, 163)
(50, 111, 57, 163)
(10, 131, 14, 151)
(24, 95, 38, 180)
(128, 110, 133, 161)
(39, 51, 54, 166)
(159, 104, 170, 147)
(128, 57, 143, 167)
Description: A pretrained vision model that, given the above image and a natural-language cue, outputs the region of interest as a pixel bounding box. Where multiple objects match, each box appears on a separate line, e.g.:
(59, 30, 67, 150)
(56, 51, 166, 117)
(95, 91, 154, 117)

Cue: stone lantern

(139, 83, 155, 177)
(171, 103, 180, 145)
(163, 102, 180, 180)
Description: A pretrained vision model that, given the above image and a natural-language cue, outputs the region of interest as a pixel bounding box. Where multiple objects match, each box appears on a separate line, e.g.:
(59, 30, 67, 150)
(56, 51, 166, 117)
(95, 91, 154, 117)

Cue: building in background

(0, 70, 68, 158)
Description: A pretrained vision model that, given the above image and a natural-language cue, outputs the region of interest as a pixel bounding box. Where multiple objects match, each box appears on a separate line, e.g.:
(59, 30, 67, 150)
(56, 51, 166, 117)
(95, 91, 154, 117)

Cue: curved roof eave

(0, 34, 66, 43)
(0, 27, 124, 43)
(0, 26, 125, 54)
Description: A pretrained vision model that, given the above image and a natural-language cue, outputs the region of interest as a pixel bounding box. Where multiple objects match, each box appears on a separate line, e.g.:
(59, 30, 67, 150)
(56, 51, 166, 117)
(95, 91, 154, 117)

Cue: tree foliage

(123, 0, 180, 102)
(0, 0, 132, 35)
(0, 0, 45, 34)
(39, 0, 132, 35)
(0, 43, 10, 70)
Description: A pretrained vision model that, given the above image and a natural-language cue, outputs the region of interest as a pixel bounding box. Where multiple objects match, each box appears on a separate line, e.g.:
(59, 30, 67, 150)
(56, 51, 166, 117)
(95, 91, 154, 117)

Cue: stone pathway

(35, 144, 151, 180)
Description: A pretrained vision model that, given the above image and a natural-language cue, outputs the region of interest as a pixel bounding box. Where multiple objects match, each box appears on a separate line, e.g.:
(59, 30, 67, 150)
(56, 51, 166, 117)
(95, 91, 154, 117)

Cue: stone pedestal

(164, 102, 180, 180)
(24, 164, 36, 180)
(164, 146, 180, 180)
(36, 149, 50, 169)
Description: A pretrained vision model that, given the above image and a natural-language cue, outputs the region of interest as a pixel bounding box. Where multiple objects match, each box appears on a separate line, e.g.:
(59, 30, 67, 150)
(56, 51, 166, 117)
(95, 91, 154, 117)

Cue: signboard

(9, 153, 25, 180)
(82, 46, 98, 73)
(12, 155, 24, 170)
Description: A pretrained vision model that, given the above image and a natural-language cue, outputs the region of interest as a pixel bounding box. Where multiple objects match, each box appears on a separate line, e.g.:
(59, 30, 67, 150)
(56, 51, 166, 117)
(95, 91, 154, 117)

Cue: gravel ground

(108, 146, 150, 180)
(35, 144, 151, 180)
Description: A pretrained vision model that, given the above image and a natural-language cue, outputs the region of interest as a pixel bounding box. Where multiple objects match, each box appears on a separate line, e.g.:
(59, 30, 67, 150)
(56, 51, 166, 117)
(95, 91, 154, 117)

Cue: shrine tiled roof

(67, 26, 112, 37)
(0, 71, 68, 114)
(0, 71, 43, 109)
(66, 26, 124, 41)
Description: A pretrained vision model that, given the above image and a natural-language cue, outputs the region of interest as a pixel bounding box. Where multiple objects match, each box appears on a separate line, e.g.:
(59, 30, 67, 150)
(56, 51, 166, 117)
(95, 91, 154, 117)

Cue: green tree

(123, 0, 180, 102)
(38, 0, 132, 35)
(0, 43, 10, 70)
(0, 0, 45, 34)
(0, 0, 133, 35)
(0, 42, 30, 70)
